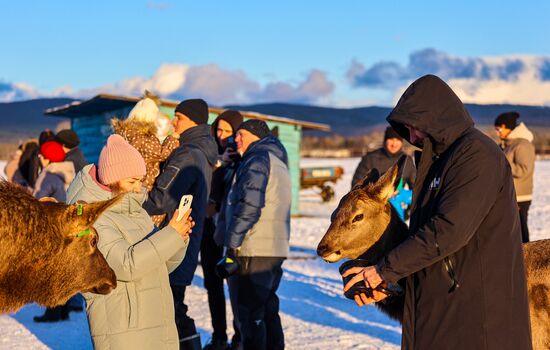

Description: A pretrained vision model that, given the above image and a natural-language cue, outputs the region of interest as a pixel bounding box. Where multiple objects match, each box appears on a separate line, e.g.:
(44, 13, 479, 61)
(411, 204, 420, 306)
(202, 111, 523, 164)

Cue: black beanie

(494, 112, 519, 130)
(175, 99, 209, 125)
(216, 110, 243, 133)
(237, 119, 271, 139)
(384, 126, 403, 141)
(39, 129, 56, 146)
(55, 129, 80, 148)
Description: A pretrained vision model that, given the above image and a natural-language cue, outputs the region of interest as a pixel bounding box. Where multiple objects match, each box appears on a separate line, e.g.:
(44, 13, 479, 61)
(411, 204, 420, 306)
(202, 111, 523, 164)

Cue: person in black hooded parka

(343, 75, 532, 350)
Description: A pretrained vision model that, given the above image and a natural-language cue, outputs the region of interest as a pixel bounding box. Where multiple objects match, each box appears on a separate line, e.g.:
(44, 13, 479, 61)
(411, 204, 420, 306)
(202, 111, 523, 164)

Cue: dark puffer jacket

(144, 124, 218, 286)
(215, 135, 291, 257)
(377, 75, 532, 350)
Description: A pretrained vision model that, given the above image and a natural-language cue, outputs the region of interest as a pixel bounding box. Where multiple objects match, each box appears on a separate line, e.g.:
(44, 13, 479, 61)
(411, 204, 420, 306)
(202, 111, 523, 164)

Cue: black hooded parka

(377, 75, 532, 350)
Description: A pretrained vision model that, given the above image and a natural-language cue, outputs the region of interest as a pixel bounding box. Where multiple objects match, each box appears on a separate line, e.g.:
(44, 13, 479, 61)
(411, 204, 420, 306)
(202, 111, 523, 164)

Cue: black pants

(228, 257, 285, 350)
(171, 285, 197, 340)
(200, 217, 228, 341)
(518, 201, 531, 243)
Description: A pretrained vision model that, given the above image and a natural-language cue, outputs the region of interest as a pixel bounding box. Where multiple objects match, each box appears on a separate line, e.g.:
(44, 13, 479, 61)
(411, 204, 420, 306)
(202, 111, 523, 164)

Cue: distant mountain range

(228, 103, 550, 136)
(1, 98, 549, 144)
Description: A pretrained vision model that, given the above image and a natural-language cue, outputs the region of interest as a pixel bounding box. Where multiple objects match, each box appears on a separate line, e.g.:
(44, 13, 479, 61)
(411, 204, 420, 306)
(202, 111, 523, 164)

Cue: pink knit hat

(98, 134, 146, 185)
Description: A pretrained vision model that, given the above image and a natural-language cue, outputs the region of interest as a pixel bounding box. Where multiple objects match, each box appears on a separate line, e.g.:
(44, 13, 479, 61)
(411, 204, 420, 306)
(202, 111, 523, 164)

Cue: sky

(1, 0, 550, 107)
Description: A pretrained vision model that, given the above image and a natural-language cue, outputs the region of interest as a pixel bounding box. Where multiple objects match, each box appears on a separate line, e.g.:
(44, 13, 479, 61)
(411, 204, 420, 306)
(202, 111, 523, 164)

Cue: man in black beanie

(494, 111, 535, 242)
(144, 98, 218, 350)
(351, 126, 416, 189)
(56, 129, 88, 174)
(215, 118, 290, 350)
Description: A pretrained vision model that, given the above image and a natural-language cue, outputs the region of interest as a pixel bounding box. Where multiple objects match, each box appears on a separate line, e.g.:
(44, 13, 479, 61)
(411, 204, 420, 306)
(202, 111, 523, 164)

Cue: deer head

(317, 156, 407, 263)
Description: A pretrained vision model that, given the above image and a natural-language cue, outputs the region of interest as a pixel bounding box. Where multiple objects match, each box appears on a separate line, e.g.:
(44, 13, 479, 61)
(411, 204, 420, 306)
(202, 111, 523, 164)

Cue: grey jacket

(216, 136, 291, 257)
(502, 122, 535, 202)
(67, 164, 189, 350)
(33, 161, 75, 202)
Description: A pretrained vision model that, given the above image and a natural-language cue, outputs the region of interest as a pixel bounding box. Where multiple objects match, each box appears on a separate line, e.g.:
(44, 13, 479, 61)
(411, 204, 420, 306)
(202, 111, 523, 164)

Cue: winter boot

(180, 333, 202, 350)
(203, 337, 228, 350)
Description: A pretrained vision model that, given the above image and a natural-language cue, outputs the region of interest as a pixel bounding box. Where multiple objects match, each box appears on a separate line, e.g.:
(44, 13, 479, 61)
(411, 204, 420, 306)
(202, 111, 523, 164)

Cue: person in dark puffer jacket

(143, 98, 218, 350)
(215, 120, 290, 350)
(202, 110, 243, 350)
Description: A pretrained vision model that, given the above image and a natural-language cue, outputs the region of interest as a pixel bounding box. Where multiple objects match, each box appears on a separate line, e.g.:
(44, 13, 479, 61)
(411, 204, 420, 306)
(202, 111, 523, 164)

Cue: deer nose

(317, 242, 330, 257)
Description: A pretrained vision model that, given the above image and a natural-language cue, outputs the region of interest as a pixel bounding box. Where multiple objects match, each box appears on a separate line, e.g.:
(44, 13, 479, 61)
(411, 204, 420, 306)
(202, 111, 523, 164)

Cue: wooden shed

(45, 94, 330, 215)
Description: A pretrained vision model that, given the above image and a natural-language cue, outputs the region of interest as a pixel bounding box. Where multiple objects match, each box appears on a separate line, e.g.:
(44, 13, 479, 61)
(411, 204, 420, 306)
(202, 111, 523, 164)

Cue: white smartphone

(176, 195, 193, 222)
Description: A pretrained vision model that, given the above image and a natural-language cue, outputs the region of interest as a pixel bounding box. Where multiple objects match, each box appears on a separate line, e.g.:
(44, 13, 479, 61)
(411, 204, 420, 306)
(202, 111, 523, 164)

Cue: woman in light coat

(66, 134, 193, 350)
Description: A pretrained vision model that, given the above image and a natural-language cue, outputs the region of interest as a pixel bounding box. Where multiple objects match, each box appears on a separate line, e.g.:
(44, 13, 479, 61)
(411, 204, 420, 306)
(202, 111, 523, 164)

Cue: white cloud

(350, 50, 550, 106)
(0, 63, 334, 106)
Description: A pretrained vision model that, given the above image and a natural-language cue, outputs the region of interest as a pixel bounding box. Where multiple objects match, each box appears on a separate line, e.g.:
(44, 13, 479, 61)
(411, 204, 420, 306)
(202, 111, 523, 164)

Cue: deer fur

(317, 162, 550, 349)
(0, 180, 119, 313)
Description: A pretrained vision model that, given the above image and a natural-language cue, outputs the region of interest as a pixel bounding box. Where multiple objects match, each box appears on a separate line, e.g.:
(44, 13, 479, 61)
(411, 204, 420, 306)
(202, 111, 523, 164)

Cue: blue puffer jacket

(215, 135, 291, 257)
(143, 124, 218, 286)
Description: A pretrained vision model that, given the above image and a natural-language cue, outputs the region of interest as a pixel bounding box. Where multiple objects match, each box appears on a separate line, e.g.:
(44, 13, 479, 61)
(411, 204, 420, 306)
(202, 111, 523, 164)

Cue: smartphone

(176, 195, 193, 222)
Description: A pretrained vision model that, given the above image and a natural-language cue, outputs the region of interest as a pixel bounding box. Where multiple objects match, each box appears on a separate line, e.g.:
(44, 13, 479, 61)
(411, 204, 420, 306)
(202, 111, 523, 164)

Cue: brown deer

(0, 180, 119, 313)
(317, 161, 550, 350)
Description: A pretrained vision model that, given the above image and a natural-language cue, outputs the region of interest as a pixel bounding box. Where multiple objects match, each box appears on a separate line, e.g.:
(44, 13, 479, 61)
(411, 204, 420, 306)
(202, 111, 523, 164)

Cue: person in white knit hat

(112, 96, 180, 192)
(66, 134, 195, 350)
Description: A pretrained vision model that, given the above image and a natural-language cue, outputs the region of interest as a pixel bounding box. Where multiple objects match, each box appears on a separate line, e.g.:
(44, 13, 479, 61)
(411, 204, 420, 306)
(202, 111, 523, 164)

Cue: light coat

(67, 164, 189, 350)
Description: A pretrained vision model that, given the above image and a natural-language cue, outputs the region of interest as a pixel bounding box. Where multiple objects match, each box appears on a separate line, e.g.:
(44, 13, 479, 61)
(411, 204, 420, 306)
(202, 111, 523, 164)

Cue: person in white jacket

(495, 112, 536, 242)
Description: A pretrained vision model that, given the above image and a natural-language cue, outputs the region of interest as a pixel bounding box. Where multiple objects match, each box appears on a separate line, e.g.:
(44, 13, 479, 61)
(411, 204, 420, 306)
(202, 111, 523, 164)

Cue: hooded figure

(371, 75, 532, 349)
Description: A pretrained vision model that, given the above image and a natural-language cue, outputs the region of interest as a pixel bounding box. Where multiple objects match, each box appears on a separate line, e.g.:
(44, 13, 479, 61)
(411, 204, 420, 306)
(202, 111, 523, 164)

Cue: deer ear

(67, 195, 122, 233)
(354, 169, 380, 190)
(374, 164, 399, 201)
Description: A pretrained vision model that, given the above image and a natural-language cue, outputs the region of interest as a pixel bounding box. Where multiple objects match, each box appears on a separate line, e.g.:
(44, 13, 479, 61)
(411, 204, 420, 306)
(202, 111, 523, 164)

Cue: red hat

(40, 141, 66, 162)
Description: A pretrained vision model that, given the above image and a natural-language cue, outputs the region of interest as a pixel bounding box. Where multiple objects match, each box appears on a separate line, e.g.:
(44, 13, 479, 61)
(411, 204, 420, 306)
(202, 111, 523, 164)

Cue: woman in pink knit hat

(65, 134, 194, 350)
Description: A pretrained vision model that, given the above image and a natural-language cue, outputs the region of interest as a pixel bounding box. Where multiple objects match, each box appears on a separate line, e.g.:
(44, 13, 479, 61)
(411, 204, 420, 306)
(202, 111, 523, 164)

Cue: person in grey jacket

(215, 119, 291, 350)
(67, 135, 194, 350)
(495, 112, 536, 242)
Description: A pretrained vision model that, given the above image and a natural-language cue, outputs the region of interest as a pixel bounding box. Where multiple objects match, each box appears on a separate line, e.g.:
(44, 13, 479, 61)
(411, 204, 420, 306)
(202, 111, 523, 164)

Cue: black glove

(215, 250, 240, 278)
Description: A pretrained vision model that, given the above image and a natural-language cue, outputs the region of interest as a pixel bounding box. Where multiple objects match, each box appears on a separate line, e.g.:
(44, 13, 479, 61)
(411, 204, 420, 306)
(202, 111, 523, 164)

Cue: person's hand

(169, 208, 195, 240)
(342, 266, 387, 306)
(221, 147, 238, 163)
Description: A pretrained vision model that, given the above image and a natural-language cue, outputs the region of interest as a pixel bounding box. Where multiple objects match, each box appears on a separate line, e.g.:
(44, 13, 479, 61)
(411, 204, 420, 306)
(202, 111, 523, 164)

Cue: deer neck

(359, 205, 409, 264)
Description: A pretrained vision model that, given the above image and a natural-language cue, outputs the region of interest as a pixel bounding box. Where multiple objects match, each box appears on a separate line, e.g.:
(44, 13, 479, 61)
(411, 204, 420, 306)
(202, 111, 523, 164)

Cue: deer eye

(352, 214, 364, 223)
(90, 236, 97, 248)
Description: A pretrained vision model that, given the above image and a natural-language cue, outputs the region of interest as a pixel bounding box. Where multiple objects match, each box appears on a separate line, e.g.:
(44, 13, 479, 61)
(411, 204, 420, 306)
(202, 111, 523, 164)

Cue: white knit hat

(127, 98, 160, 123)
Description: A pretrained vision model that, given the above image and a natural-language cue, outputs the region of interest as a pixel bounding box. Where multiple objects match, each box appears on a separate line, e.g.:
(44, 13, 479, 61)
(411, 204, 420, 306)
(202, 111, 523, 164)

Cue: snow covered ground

(0, 158, 549, 349)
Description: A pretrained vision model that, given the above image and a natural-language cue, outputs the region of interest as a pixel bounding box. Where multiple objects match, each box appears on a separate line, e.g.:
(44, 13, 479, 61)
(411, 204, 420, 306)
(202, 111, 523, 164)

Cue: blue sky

(1, 0, 550, 106)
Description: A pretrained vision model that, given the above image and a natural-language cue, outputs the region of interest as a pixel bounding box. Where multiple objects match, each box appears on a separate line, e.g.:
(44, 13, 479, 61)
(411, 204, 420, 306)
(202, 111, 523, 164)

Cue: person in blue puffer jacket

(215, 119, 291, 350)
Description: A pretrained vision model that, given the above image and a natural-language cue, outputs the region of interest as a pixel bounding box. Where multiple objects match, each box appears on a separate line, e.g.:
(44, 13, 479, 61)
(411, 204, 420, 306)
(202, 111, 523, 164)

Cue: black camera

(215, 254, 240, 279)
(339, 259, 373, 300)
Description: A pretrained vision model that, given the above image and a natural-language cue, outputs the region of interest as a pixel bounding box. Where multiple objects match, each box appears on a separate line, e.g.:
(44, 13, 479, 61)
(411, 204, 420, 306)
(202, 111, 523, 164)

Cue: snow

(0, 158, 549, 350)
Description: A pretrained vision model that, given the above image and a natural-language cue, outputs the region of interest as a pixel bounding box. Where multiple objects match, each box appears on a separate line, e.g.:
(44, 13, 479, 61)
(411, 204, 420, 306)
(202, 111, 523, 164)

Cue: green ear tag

(77, 228, 91, 238)
(77, 204, 83, 216)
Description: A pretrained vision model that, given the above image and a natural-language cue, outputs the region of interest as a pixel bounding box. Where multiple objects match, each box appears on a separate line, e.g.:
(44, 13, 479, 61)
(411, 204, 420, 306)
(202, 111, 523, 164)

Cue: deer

(0, 180, 119, 313)
(316, 159, 550, 350)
